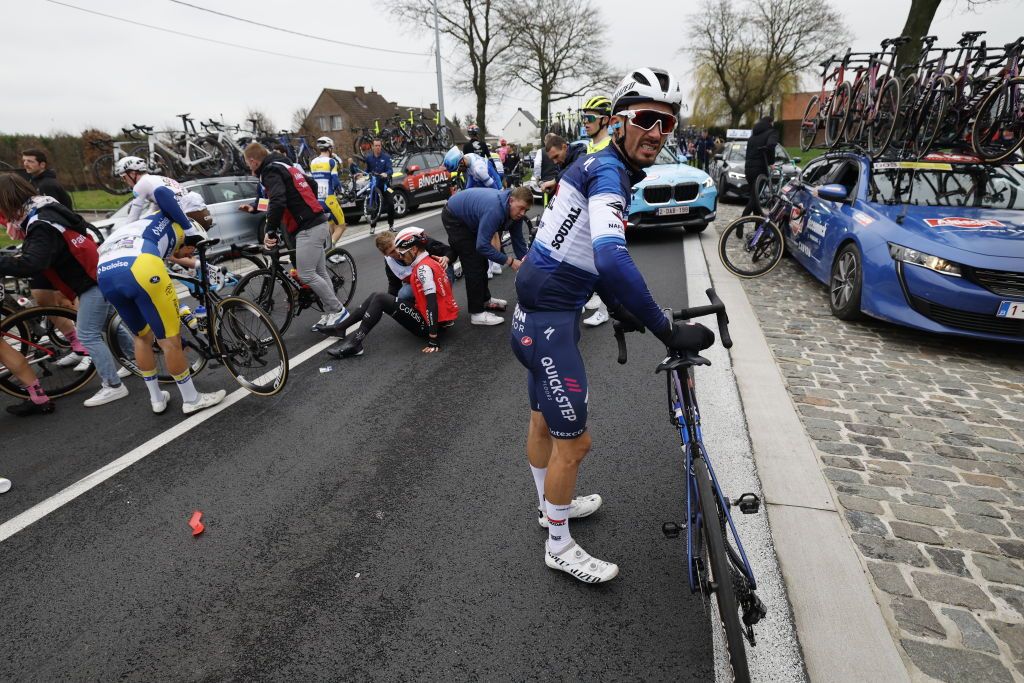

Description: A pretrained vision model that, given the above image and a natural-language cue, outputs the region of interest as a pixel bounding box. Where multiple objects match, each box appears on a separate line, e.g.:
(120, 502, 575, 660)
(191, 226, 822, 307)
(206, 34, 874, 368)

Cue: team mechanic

(511, 67, 715, 583)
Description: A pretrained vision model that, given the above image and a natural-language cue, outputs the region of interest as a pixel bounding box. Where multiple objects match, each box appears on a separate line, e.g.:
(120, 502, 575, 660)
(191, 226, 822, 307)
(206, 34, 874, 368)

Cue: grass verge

(72, 190, 130, 212)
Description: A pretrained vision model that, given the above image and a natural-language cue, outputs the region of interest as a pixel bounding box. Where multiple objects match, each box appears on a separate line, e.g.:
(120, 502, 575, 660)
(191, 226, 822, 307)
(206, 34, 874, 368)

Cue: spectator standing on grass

(20, 149, 72, 209)
(694, 131, 712, 171)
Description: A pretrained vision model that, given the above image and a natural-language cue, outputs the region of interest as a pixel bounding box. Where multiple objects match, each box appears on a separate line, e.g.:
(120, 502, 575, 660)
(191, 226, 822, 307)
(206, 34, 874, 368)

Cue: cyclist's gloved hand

(608, 304, 645, 334)
(655, 321, 715, 351)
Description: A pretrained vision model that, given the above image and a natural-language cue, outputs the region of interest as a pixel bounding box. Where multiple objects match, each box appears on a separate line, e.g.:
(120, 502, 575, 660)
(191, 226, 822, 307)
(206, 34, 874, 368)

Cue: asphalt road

(0, 210, 720, 681)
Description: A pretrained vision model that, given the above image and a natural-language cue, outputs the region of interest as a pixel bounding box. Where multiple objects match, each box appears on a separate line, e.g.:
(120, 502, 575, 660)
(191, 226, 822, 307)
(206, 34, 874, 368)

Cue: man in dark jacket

(743, 117, 779, 216)
(694, 131, 713, 171)
(541, 135, 587, 193)
(20, 149, 73, 209)
(243, 142, 349, 332)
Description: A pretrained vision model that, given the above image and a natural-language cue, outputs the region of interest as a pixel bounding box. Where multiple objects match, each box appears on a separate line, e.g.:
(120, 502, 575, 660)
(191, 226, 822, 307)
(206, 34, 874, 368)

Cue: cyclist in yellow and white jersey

(97, 208, 226, 416)
(309, 136, 348, 244)
(580, 95, 613, 326)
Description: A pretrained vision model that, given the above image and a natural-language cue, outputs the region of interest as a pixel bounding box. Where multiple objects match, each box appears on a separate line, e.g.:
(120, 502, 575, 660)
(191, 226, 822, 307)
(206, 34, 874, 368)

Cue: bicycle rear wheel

(412, 124, 432, 151)
(754, 174, 773, 208)
(695, 455, 751, 683)
(718, 216, 784, 278)
(869, 78, 901, 158)
(104, 312, 207, 383)
(435, 125, 453, 149)
(0, 306, 96, 398)
(971, 77, 1024, 163)
(92, 154, 127, 194)
(212, 296, 288, 396)
(825, 81, 852, 148)
(911, 79, 952, 157)
(798, 94, 820, 151)
(844, 80, 868, 144)
(325, 247, 358, 307)
(364, 188, 383, 225)
(232, 268, 296, 335)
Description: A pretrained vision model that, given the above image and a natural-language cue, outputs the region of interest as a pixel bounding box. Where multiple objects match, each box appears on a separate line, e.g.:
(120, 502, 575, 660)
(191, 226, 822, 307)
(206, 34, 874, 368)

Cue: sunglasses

(580, 113, 605, 124)
(621, 109, 678, 134)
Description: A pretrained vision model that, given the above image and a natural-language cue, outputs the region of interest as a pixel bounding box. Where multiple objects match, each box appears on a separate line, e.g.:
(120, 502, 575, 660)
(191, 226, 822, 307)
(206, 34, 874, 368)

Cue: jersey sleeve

(126, 176, 155, 221)
(152, 185, 192, 230)
(470, 157, 495, 187)
(587, 162, 669, 335)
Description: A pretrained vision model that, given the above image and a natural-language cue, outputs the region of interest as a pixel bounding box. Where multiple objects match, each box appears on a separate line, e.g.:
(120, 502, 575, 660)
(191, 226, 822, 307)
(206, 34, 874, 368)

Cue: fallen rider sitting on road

(327, 228, 460, 358)
(375, 229, 456, 303)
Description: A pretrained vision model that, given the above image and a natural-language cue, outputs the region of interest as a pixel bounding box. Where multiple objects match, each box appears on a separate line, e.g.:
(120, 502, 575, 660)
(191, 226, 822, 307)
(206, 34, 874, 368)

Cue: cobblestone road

(712, 202, 1024, 681)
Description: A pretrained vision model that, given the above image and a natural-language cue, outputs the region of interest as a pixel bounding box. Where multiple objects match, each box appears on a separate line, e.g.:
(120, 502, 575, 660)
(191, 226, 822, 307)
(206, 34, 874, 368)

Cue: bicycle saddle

(656, 351, 711, 373)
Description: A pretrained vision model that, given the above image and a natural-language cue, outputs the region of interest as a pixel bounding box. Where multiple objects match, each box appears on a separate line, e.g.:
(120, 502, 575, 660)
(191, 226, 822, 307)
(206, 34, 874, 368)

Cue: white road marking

(0, 325, 360, 544)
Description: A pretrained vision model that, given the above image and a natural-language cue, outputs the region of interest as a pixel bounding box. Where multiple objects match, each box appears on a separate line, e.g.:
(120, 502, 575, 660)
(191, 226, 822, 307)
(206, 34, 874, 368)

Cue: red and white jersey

(410, 252, 459, 323)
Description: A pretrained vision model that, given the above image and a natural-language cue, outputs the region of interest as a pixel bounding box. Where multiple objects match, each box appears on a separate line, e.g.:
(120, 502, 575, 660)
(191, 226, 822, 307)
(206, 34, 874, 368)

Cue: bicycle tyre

(192, 136, 228, 177)
(844, 79, 868, 145)
(0, 306, 96, 398)
(364, 187, 383, 225)
(718, 216, 785, 278)
(92, 154, 126, 194)
(893, 73, 919, 147)
(695, 455, 751, 683)
(412, 124, 432, 151)
(231, 268, 296, 335)
(104, 311, 207, 383)
(825, 81, 852, 148)
(798, 94, 820, 151)
(971, 77, 1024, 163)
(754, 174, 773, 209)
(325, 247, 358, 307)
(354, 134, 373, 157)
(869, 78, 902, 158)
(435, 125, 453, 149)
(913, 78, 950, 156)
(212, 296, 288, 396)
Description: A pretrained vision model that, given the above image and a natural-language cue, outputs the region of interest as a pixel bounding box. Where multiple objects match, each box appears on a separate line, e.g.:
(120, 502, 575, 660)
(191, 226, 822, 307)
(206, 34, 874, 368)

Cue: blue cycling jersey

(515, 143, 669, 336)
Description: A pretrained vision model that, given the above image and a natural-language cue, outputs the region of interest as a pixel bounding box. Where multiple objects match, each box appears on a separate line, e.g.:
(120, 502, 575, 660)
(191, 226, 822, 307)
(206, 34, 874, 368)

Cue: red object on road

(189, 510, 205, 536)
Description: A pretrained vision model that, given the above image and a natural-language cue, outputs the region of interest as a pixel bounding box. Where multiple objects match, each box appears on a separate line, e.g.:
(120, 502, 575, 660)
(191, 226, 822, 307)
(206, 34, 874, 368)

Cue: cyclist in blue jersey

(512, 67, 715, 583)
(364, 139, 396, 232)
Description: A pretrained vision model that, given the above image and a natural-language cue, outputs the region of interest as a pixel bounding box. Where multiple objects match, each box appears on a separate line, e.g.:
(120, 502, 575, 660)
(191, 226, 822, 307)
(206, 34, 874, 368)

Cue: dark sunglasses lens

(633, 111, 677, 133)
(582, 114, 600, 123)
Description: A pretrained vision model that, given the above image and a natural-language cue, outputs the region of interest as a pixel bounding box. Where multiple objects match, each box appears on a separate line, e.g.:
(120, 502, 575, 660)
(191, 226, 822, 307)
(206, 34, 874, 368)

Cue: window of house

(331, 115, 344, 131)
(317, 116, 328, 131)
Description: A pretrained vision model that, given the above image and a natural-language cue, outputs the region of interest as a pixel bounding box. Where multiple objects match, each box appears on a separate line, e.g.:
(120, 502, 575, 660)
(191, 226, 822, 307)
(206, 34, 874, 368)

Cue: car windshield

(868, 164, 1024, 211)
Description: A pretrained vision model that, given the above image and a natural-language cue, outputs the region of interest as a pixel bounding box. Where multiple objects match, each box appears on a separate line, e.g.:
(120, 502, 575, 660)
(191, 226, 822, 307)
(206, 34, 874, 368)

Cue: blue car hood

(871, 204, 1024, 258)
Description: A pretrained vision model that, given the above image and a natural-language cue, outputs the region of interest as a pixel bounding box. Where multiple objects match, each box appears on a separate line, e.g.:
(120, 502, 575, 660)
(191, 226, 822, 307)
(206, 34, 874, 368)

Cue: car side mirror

(406, 165, 420, 173)
(817, 183, 849, 203)
(714, 154, 723, 161)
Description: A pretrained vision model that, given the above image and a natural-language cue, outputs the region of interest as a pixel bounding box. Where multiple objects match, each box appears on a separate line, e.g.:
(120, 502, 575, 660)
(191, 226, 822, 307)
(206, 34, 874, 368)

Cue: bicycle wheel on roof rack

(971, 77, 1024, 163)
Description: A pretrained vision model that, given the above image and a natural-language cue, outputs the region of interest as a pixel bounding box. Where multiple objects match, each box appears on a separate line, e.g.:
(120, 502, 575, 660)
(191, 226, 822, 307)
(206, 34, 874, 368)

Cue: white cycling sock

(545, 499, 573, 553)
(530, 465, 547, 509)
(172, 369, 200, 404)
(141, 369, 164, 403)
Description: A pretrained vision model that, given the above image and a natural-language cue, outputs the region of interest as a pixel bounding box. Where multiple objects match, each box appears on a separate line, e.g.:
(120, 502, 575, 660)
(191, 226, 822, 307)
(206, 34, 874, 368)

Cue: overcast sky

(2, 0, 1022, 136)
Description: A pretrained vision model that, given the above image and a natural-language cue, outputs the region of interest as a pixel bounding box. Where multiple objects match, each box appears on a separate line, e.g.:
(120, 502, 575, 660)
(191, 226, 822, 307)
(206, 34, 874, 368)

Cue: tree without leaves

(246, 109, 276, 136)
(896, 0, 1003, 68)
(388, 0, 513, 137)
(497, 0, 616, 127)
(292, 107, 313, 135)
(687, 0, 849, 127)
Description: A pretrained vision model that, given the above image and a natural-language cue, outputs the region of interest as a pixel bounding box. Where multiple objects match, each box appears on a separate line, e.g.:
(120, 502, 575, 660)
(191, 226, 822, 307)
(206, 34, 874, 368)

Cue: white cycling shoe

(470, 311, 504, 326)
(584, 294, 602, 311)
(183, 390, 227, 415)
(538, 494, 603, 527)
(583, 308, 609, 327)
(545, 541, 619, 583)
(151, 390, 171, 415)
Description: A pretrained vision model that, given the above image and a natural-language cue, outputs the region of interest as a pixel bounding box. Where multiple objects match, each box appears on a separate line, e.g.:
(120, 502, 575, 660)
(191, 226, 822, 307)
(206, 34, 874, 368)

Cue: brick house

(302, 86, 464, 158)
(780, 91, 822, 147)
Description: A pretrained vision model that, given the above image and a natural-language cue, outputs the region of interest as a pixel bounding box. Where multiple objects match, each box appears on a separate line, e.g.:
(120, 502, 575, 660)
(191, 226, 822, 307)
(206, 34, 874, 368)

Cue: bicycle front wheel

(718, 216, 784, 278)
(825, 81, 852, 148)
(0, 306, 96, 398)
(412, 124, 432, 150)
(754, 174, 773, 209)
(435, 125, 453, 149)
(92, 154, 127, 194)
(212, 296, 289, 396)
(104, 311, 207, 383)
(972, 77, 1024, 163)
(798, 94, 820, 151)
(232, 268, 296, 335)
(325, 247, 358, 307)
(695, 455, 751, 683)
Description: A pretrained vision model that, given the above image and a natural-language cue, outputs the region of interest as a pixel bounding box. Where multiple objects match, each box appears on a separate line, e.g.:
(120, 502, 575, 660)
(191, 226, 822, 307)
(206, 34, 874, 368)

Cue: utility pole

(433, 0, 445, 125)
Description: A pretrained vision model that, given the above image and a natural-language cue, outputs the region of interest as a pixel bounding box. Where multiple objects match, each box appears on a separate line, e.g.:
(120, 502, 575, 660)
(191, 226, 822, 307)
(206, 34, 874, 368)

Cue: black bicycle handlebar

(612, 288, 733, 365)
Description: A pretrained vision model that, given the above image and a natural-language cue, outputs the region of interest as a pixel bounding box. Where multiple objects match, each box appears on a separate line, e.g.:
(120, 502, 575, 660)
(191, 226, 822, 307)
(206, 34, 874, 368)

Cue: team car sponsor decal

(788, 205, 806, 237)
(806, 218, 827, 237)
(852, 211, 875, 226)
(411, 170, 449, 191)
(923, 217, 1007, 229)
(873, 161, 953, 171)
(922, 152, 984, 164)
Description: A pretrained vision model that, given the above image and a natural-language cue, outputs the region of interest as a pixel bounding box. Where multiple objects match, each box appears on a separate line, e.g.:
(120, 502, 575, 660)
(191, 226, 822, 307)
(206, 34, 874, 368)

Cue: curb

(693, 227, 909, 683)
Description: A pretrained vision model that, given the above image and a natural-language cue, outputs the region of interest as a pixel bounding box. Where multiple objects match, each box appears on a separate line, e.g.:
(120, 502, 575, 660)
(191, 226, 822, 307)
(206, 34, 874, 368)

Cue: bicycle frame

(667, 365, 757, 596)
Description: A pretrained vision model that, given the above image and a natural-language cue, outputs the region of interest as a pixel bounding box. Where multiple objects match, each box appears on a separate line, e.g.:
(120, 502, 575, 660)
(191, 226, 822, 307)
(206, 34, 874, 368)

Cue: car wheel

(392, 189, 410, 218)
(829, 243, 864, 320)
(684, 223, 708, 234)
(717, 174, 730, 202)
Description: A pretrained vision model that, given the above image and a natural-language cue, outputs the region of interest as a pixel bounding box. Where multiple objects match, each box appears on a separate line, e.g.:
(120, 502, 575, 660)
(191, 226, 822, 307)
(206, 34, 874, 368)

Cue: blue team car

(781, 152, 1024, 343)
(628, 147, 718, 233)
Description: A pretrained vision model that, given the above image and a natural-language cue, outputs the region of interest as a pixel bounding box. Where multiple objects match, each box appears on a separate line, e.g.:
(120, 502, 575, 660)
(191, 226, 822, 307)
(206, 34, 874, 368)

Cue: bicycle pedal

(734, 492, 761, 514)
(661, 521, 682, 538)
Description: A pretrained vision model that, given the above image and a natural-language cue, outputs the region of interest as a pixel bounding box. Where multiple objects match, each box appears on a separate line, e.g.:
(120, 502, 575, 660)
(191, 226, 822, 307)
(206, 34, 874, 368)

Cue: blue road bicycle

(614, 288, 766, 682)
(360, 173, 391, 233)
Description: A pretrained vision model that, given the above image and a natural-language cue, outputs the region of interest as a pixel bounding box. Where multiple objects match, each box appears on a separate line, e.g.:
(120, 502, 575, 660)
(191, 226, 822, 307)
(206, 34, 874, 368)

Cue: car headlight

(702, 177, 714, 188)
(888, 243, 962, 277)
(727, 171, 745, 180)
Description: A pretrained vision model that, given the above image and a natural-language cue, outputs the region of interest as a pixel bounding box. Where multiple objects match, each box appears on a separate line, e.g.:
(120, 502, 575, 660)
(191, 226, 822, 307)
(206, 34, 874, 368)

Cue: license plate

(657, 206, 689, 216)
(996, 301, 1024, 319)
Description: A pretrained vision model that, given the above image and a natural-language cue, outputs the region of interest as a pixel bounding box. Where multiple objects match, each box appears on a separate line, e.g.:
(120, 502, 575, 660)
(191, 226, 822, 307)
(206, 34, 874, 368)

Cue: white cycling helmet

(181, 218, 209, 247)
(114, 156, 148, 176)
(316, 136, 335, 150)
(611, 67, 682, 115)
(442, 146, 464, 172)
